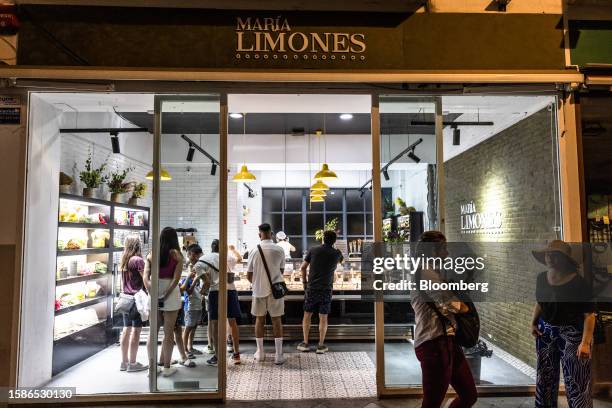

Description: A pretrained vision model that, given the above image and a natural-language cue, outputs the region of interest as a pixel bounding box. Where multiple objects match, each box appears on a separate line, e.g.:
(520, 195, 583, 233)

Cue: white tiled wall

(159, 164, 238, 252)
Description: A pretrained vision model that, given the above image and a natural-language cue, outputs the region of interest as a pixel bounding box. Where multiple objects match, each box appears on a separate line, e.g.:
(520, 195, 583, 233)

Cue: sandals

(180, 358, 196, 368)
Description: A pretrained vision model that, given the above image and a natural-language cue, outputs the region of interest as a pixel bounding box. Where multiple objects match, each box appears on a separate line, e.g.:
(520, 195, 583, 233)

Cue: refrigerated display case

(231, 258, 414, 340)
(53, 193, 149, 375)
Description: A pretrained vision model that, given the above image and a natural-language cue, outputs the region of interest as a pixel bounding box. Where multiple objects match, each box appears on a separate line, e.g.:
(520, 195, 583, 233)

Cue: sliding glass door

(151, 95, 227, 395)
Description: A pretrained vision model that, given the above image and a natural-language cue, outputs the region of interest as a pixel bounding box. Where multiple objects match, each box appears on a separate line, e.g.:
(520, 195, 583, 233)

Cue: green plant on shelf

(315, 217, 339, 242)
(79, 151, 108, 188)
(107, 167, 134, 193)
(131, 182, 147, 199)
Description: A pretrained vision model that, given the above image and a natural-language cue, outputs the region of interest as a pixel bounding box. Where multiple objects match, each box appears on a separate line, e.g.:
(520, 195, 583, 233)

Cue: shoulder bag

(258, 244, 288, 299)
(417, 269, 480, 348)
(115, 292, 135, 314)
(198, 259, 235, 285)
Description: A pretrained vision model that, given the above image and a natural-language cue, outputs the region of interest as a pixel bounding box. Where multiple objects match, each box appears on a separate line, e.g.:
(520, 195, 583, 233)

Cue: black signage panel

(17, 6, 566, 71)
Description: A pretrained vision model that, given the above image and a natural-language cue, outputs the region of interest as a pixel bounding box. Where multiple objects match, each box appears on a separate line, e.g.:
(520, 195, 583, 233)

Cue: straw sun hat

(532, 240, 579, 267)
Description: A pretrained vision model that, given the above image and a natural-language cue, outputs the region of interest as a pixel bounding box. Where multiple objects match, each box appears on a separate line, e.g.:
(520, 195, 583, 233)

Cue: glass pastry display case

(231, 258, 414, 340)
(53, 193, 149, 375)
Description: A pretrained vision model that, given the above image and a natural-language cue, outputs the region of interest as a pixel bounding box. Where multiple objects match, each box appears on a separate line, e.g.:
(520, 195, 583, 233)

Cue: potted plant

(395, 197, 415, 215)
(59, 172, 73, 194)
(315, 217, 339, 243)
(129, 182, 146, 205)
(79, 152, 108, 198)
(106, 167, 133, 203)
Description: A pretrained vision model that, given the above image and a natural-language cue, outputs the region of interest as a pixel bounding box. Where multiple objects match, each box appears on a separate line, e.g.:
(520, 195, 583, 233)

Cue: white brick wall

(159, 164, 238, 252)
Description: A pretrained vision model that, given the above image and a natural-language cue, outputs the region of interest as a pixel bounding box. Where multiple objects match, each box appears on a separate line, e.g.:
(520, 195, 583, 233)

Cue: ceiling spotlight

(359, 189, 365, 198)
(340, 113, 353, 120)
(382, 169, 390, 181)
(453, 127, 461, 146)
(110, 131, 120, 154)
(210, 162, 217, 176)
(230, 113, 243, 119)
(186, 144, 195, 162)
(407, 150, 421, 163)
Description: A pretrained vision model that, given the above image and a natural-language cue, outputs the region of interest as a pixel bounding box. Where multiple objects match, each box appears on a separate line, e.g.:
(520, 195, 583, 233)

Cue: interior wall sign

(460, 201, 503, 234)
(235, 16, 367, 62)
(0, 95, 21, 125)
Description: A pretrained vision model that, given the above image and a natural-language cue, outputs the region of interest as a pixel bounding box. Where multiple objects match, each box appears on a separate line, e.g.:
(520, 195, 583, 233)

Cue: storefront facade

(566, 1, 612, 393)
(0, 1, 598, 404)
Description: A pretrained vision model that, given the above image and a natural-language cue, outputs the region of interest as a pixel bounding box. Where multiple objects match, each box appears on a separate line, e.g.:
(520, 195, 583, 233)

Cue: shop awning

(13, 0, 426, 12)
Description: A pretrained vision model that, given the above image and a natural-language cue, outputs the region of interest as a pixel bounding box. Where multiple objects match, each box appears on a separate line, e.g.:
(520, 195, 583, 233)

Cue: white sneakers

(161, 366, 177, 377)
(274, 355, 286, 365)
(120, 361, 148, 372)
(254, 349, 266, 362)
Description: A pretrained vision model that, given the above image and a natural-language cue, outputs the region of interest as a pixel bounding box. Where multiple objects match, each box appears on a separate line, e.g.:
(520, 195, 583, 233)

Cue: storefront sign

(15, 6, 567, 71)
(234, 16, 366, 62)
(0, 95, 20, 124)
(460, 201, 503, 234)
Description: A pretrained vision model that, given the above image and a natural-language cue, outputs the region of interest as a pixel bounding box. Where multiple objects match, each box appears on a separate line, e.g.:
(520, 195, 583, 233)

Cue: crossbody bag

(197, 260, 235, 284)
(416, 269, 480, 348)
(257, 244, 288, 299)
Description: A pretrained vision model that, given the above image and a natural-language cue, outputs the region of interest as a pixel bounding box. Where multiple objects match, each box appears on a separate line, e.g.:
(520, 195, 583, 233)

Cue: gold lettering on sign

(288, 32, 308, 52)
(311, 33, 330, 53)
(236, 31, 254, 51)
(235, 16, 366, 61)
(350, 33, 366, 53)
(264, 32, 286, 52)
(332, 33, 350, 52)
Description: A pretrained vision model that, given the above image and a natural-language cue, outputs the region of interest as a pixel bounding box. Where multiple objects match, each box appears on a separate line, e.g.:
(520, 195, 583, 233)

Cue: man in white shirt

(247, 223, 286, 364)
(276, 231, 296, 259)
(193, 239, 243, 366)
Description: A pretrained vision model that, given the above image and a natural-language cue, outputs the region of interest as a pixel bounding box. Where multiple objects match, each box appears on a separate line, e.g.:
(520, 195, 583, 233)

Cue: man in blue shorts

(298, 230, 343, 354)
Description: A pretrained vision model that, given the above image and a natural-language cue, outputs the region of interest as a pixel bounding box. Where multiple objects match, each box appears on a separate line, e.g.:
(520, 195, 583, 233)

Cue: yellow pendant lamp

(146, 168, 172, 181)
(314, 163, 338, 182)
(232, 164, 256, 183)
(313, 114, 339, 183)
(310, 195, 324, 202)
(233, 112, 257, 183)
(310, 190, 326, 197)
(310, 180, 330, 191)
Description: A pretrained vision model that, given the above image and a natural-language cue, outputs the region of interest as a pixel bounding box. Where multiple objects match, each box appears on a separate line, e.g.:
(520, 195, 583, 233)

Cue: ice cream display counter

(231, 258, 414, 340)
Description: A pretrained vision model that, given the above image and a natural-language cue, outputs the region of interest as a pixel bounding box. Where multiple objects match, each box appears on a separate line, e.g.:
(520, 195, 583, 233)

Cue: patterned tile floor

(227, 351, 376, 400)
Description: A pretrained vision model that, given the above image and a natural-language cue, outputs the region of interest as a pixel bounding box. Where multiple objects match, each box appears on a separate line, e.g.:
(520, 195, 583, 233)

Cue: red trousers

(415, 336, 478, 408)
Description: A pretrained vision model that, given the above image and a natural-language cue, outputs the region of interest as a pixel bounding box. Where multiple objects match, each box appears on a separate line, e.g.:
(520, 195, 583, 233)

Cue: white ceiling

(37, 92, 554, 161)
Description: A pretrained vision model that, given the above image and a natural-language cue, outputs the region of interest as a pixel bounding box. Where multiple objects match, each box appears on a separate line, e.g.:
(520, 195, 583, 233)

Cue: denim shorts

(185, 309, 202, 327)
(122, 303, 143, 328)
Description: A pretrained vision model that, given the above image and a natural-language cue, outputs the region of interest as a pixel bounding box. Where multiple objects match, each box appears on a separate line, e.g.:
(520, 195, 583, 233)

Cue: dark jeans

(415, 336, 477, 408)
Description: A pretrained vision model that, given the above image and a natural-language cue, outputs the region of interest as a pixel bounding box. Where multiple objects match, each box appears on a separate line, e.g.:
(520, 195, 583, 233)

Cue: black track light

(186, 144, 195, 162)
(453, 127, 461, 146)
(110, 131, 120, 154)
(382, 169, 390, 181)
(407, 150, 421, 163)
(359, 189, 365, 198)
(210, 162, 217, 176)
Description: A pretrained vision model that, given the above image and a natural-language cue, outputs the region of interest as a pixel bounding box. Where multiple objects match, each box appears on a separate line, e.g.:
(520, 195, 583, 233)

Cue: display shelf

(55, 295, 107, 316)
(58, 222, 110, 229)
(59, 193, 111, 207)
(114, 203, 150, 212)
(56, 273, 108, 286)
(57, 248, 111, 257)
(53, 320, 106, 342)
(113, 224, 148, 231)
